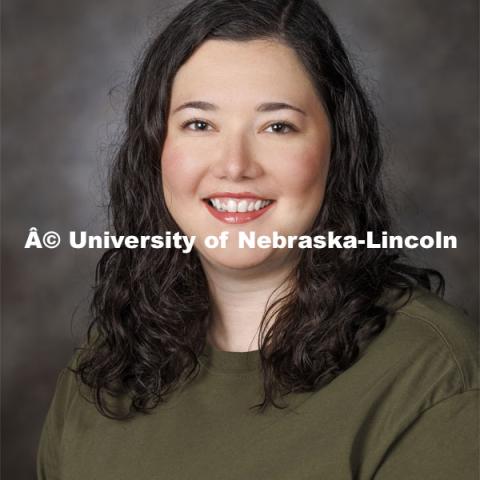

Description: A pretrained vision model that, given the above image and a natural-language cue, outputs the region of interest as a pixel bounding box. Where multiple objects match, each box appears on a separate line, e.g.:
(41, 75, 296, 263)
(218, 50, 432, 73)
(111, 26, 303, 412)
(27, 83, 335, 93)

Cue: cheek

(161, 139, 202, 198)
(276, 147, 329, 201)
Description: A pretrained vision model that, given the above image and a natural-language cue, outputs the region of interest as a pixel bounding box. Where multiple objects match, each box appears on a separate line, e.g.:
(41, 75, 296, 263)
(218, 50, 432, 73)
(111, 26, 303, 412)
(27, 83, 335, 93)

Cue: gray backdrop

(2, 0, 478, 478)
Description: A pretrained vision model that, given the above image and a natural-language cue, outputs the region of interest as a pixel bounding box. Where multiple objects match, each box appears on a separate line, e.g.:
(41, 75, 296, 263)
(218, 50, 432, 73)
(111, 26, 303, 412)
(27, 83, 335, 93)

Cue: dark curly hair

(72, 0, 444, 419)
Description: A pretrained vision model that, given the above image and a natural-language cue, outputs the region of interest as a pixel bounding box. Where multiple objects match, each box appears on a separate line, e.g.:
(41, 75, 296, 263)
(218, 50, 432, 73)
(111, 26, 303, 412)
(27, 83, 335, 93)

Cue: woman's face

(161, 39, 331, 272)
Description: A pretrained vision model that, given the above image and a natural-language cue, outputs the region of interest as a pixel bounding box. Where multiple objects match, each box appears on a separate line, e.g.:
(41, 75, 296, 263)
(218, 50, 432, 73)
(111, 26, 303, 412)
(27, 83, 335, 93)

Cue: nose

(210, 130, 263, 181)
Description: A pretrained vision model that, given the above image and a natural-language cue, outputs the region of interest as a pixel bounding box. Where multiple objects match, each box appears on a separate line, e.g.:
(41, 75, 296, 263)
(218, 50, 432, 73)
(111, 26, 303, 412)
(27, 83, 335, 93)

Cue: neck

(200, 255, 297, 352)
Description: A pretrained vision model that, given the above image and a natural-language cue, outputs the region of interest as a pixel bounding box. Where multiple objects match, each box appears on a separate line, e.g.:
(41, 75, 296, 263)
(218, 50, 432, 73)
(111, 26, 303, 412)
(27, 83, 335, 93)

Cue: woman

(37, 0, 478, 479)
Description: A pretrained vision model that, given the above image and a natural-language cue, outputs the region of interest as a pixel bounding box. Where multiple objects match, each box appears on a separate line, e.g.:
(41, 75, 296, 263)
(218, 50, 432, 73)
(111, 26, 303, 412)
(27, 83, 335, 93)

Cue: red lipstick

(204, 191, 269, 199)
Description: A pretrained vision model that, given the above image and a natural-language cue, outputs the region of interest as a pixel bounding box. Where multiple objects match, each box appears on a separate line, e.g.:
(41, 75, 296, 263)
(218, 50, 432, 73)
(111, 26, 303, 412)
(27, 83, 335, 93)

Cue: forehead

(170, 39, 319, 107)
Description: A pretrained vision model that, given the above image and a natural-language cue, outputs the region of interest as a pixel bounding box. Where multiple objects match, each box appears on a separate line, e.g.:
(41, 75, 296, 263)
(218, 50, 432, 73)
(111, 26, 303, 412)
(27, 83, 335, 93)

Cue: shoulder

(359, 287, 478, 407)
(37, 346, 90, 468)
(361, 289, 479, 478)
(391, 287, 478, 391)
(48, 336, 133, 422)
(42, 333, 104, 428)
(47, 346, 92, 419)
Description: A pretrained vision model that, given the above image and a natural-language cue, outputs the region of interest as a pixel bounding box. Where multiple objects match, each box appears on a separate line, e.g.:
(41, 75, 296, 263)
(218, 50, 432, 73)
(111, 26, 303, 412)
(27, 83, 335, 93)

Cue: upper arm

(373, 389, 479, 480)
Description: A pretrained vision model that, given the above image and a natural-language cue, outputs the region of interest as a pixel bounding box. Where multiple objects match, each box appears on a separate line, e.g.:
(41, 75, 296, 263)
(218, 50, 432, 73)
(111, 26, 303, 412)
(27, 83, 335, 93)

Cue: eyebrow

(172, 100, 307, 116)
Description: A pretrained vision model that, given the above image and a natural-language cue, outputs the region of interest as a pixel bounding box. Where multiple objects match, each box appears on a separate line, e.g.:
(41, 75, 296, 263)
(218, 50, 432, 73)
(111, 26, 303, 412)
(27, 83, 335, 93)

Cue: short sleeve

(374, 389, 479, 480)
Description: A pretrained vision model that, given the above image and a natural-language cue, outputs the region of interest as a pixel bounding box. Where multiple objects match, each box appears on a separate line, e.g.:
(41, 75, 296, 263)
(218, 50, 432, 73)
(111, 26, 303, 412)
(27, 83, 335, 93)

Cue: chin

(197, 247, 279, 271)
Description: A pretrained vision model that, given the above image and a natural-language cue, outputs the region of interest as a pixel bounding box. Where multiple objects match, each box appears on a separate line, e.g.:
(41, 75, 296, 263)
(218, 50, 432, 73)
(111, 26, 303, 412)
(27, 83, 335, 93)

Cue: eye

(265, 122, 297, 134)
(181, 119, 213, 132)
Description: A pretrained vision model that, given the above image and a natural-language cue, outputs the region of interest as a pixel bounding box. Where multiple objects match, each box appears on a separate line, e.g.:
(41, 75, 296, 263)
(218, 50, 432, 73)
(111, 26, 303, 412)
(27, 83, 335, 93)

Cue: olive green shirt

(37, 289, 479, 479)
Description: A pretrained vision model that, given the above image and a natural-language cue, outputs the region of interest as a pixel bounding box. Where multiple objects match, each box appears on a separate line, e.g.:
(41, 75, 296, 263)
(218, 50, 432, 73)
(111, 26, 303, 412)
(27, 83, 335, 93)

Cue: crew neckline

(199, 341, 261, 374)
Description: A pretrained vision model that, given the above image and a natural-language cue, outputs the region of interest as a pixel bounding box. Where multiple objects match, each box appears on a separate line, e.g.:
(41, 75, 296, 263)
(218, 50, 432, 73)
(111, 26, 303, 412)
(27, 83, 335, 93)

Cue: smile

(203, 196, 275, 224)
(206, 198, 273, 212)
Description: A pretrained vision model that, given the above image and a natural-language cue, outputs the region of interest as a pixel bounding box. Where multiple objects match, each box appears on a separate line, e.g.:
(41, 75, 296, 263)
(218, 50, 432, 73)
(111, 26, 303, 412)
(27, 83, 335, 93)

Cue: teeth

(207, 198, 272, 212)
(226, 199, 236, 212)
(237, 200, 248, 212)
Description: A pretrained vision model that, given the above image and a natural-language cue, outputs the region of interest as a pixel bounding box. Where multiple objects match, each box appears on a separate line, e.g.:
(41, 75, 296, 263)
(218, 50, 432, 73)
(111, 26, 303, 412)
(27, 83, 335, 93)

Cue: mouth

(202, 195, 275, 224)
(204, 197, 274, 212)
